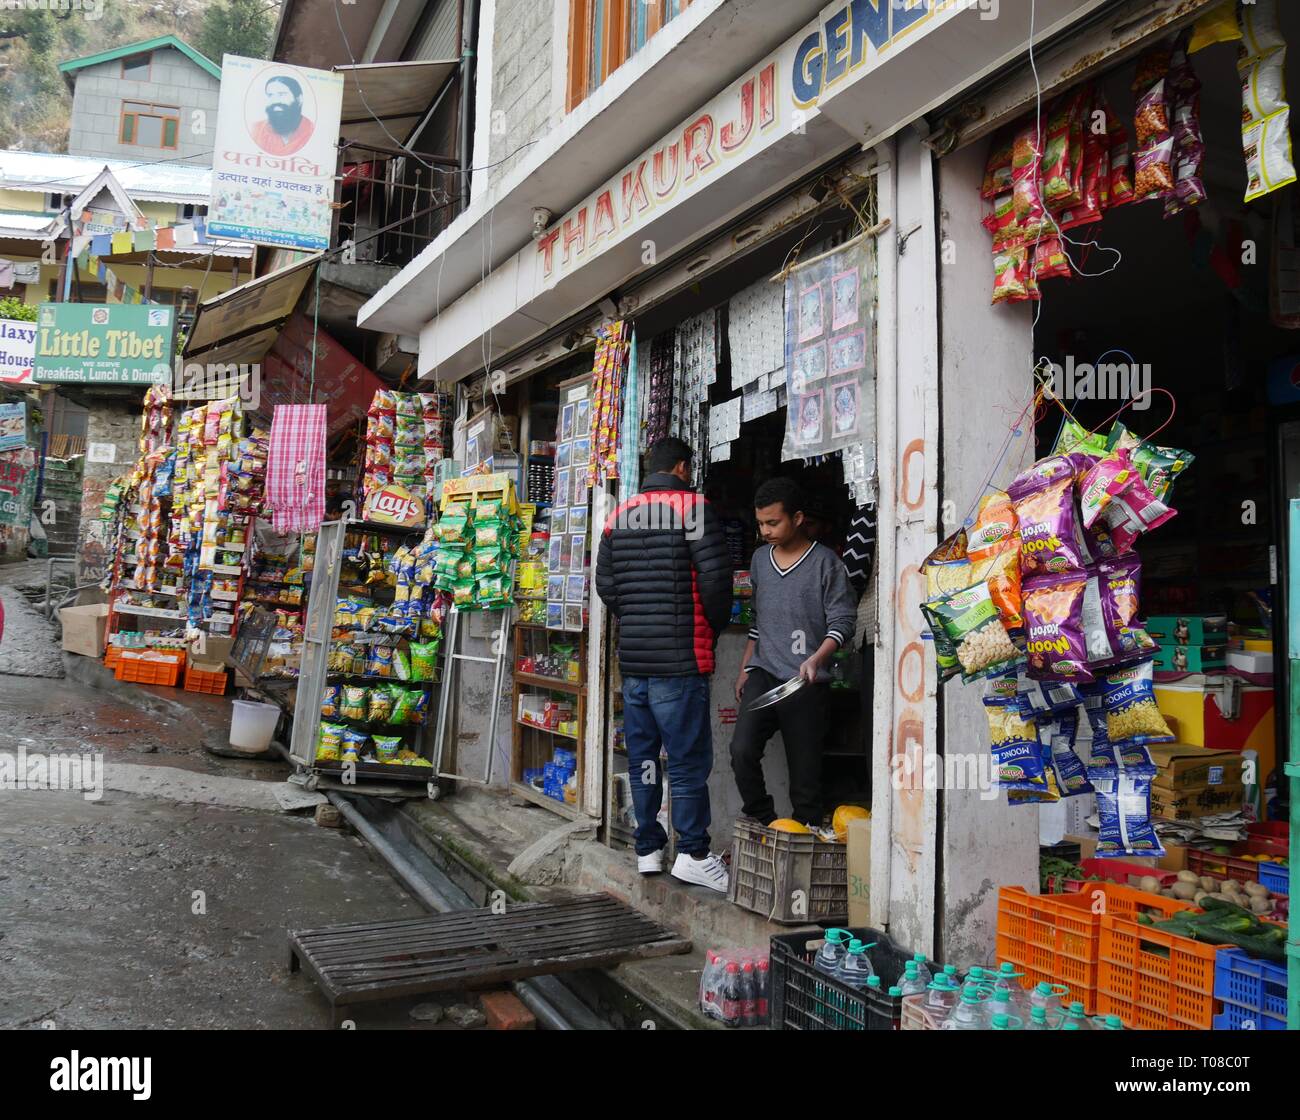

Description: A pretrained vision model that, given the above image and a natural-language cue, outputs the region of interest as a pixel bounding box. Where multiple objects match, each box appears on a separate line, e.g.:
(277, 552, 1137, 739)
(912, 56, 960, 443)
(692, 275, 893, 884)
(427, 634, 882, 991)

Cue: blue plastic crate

(1213, 1003, 1286, 1030)
(1257, 861, 1289, 896)
(1213, 948, 1288, 1021)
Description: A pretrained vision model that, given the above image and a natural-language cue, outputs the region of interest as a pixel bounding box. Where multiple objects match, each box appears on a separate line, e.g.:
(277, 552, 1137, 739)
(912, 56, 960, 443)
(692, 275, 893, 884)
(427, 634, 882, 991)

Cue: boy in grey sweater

(730, 478, 858, 827)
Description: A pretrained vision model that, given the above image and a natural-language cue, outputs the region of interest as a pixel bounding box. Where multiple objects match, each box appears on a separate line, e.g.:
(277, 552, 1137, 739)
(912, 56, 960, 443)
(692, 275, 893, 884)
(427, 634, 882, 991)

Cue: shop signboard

(362, 483, 424, 528)
(0, 447, 35, 526)
(0, 402, 26, 453)
(207, 55, 345, 251)
(0, 318, 36, 385)
(32, 303, 174, 385)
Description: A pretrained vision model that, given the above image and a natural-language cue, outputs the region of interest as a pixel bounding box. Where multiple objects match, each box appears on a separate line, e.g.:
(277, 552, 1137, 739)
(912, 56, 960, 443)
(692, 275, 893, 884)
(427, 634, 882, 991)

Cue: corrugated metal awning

(336, 59, 458, 151)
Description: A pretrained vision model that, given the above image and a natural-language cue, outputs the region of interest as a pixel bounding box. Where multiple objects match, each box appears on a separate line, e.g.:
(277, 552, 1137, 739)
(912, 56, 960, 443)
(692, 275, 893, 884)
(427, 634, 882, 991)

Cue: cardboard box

(1147, 742, 1245, 789)
(846, 817, 871, 927)
(1155, 842, 1191, 872)
(1150, 782, 1243, 821)
(1065, 833, 1097, 861)
(1153, 642, 1227, 673)
(59, 602, 110, 658)
(1226, 648, 1273, 675)
(189, 634, 236, 666)
(1146, 615, 1228, 645)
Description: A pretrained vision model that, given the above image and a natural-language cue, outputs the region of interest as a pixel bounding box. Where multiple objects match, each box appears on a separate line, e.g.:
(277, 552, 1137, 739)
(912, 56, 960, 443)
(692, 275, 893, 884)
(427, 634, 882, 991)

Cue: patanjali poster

(780, 234, 876, 471)
(207, 55, 344, 251)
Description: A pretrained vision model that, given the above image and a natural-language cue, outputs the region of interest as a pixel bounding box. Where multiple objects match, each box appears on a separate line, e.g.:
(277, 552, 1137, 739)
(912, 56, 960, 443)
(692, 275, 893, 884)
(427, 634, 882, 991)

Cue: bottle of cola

(720, 961, 742, 1026)
(740, 960, 758, 1026)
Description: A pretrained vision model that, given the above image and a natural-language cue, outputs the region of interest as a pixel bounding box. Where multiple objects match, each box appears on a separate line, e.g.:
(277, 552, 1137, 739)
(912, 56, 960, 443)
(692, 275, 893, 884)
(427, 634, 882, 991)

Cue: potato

(1177, 870, 1200, 884)
(1139, 876, 1161, 894)
(1249, 896, 1272, 914)
(1171, 882, 1199, 900)
(1193, 890, 1208, 903)
(1243, 881, 1268, 897)
(1200, 876, 1218, 893)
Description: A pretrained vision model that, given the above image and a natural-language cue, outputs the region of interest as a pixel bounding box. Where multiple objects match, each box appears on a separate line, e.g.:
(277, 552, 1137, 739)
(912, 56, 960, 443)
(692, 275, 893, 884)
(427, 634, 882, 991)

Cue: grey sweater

(746, 542, 858, 682)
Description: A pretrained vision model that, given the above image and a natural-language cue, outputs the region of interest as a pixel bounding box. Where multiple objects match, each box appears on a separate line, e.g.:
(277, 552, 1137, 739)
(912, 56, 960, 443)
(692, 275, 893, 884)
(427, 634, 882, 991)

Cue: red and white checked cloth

(266, 404, 327, 533)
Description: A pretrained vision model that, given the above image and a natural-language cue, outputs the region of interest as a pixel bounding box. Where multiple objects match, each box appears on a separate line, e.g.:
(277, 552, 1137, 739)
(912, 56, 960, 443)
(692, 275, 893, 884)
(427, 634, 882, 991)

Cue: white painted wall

(935, 140, 1039, 967)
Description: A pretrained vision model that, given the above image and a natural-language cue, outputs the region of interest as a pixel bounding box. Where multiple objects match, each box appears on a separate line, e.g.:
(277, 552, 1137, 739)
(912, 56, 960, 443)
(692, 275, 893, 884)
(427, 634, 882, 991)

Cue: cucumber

(1226, 933, 1287, 963)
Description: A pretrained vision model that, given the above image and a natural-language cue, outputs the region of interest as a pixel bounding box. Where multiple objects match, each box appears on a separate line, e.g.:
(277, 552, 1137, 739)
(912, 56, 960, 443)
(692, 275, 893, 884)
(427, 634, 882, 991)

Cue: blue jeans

(621, 675, 713, 858)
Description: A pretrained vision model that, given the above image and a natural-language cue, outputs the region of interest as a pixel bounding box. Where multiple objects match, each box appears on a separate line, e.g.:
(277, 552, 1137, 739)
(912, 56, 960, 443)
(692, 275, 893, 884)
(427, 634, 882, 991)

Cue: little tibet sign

(32, 304, 174, 385)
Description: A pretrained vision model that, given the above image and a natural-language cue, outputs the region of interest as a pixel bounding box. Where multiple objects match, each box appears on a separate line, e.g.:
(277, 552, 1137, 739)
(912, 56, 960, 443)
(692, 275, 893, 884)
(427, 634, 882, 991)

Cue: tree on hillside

(196, 0, 281, 64)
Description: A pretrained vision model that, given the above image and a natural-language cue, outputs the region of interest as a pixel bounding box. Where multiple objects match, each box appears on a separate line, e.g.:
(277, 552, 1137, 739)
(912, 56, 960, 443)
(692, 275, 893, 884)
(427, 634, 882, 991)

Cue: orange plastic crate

(1098, 915, 1223, 1029)
(184, 665, 228, 695)
(115, 652, 184, 687)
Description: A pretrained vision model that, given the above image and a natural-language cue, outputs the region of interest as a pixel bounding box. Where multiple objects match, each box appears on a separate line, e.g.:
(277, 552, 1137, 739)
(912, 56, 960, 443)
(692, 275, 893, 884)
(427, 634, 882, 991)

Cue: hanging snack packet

(1106, 111, 1135, 206)
(1134, 136, 1175, 199)
(1041, 92, 1083, 211)
(341, 728, 368, 763)
(926, 583, 1024, 682)
(920, 601, 963, 683)
(1097, 660, 1175, 747)
(341, 686, 368, 721)
(1098, 556, 1157, 664)
(983, 689, 1048, 792)
(1164, 33, 1207, 217)
(1085, 737, 1153, 771)
(392, 647, 412, 681)
(1022, 572, 1093, 684)
(982, 131, 1014, 198)
(373, 735, 403, 762)
(395, 393, 420, 418)
(367, 687, 395, 723)
(1011, 121, 1045, 230)
(1237, 0, 1296, 203)
(474, 520, 504, 548)
(1044, 710, 1093, 796)
(369, 389, 398, 416)
(1008, 457, 1087, 577)
(390, 688, 418, 726)
(316, 722, 345, 762)
(1091, 765, 1166, 859)
(965, 490, 1022, 630)
(1051, 416, 1110, 459)
(992, 246, 1031, 305)
(1016, 665, 1082, 719)
(367, 645, 394, 679)
(1032, 235, 1071, 282)
(321, 685, 341, 719)
(1107, 422, 1194, 502)
(410, 639, 440, 681)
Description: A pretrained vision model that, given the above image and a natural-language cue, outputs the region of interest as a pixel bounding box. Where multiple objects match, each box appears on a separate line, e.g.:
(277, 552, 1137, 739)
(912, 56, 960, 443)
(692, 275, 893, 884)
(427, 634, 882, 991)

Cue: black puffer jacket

(595, 473, 733, 676)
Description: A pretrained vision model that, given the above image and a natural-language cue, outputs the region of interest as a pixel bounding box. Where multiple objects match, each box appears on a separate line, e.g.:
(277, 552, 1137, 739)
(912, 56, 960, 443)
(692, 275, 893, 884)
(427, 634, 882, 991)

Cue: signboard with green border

(33, 303, 174, 385)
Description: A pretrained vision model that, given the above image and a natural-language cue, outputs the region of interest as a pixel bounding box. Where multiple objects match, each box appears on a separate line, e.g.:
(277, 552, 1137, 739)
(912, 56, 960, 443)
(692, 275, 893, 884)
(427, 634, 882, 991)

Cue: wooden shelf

(516, 717, 578, 739)
(514, 671, 582, 695)
(510, 780, 585, 820)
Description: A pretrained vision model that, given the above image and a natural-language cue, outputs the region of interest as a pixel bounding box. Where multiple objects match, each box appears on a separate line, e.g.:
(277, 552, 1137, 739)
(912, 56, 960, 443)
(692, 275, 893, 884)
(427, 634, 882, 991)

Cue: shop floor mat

(287, 892, 691, 1024)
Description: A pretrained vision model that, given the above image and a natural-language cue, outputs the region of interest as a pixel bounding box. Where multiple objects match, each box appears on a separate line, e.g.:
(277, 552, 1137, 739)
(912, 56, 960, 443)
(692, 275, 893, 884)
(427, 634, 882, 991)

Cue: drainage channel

(329, 792, 681, 1030)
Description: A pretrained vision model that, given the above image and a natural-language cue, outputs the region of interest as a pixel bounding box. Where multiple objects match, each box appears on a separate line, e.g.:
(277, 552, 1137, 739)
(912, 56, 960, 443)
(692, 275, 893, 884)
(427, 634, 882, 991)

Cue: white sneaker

(671, 852, 729, 893)
(637, 850, 664, 874)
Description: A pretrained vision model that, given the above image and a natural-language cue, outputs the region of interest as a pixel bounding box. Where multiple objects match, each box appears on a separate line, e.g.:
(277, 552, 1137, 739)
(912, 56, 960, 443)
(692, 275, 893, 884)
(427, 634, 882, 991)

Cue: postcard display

(546, 375, 594, 633)
(781, 234, 877, 504)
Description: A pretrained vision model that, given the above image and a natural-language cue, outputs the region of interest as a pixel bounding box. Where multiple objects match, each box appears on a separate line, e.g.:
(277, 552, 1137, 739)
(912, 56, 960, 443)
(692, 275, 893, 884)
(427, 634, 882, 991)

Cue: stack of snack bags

(922, 418, 1195, 858)
(432, 495, 518, 609)
(363, 389, 455, 505)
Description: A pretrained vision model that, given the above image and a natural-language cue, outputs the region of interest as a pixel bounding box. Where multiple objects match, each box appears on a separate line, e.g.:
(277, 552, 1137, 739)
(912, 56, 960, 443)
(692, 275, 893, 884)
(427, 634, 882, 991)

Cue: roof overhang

(337, 59, 459, 152)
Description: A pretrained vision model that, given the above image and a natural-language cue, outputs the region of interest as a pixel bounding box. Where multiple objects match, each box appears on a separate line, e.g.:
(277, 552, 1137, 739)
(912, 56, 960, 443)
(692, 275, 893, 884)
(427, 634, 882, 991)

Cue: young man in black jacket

(595, 438, 733, 892)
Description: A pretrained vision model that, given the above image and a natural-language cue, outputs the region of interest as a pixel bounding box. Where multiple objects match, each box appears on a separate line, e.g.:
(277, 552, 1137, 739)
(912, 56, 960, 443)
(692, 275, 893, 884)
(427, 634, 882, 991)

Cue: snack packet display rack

(289, 518, 443, 793)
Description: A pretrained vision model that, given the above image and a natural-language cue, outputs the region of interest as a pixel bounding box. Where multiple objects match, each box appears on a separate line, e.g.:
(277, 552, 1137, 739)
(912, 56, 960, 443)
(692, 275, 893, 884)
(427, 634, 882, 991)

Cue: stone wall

(78, 402, 139, 582)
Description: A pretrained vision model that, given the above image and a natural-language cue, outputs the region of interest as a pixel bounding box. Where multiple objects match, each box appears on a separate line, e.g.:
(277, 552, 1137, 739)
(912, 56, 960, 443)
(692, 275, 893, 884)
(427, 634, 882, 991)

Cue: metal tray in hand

(746, 674, 808, 710)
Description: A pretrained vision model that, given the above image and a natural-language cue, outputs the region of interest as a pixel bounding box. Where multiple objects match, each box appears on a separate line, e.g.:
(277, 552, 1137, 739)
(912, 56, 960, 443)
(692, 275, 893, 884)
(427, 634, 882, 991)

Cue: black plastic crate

(769, 926, 935, 1030)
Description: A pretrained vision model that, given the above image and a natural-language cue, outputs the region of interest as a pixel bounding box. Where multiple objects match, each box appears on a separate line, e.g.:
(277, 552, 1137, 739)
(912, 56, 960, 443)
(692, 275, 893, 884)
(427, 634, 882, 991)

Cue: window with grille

(120, 101, 180, 149)
(567, 0, 692, 111)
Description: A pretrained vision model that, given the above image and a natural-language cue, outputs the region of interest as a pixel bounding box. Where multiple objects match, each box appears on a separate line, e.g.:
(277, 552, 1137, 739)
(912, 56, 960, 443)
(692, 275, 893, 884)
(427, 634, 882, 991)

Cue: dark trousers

(621, 674, 713, 857)
(729, 667, 827, 826)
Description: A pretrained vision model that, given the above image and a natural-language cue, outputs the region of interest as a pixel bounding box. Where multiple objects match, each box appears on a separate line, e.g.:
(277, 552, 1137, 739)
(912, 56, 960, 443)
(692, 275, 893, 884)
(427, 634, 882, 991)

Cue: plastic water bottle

(1027, 981, 1067, 1022)
(699, 950, 724, 1021)
(940, 984, 987, 1030)
(1060, 1001, 1093, 1030)
(990, 1012, 1024, 1030)
(912, 953, 933, 985)
(942, 963, 959, 985)
(984, 983, 1020, 1028)
(1099, 1014, 1124, 1031)
(1024, 1006, 1054, 1031)
(814, 929, 850, 976)
(836, 939, 877, 989)
(925, 974, 961, 1018)
(898, 961, 928, 996)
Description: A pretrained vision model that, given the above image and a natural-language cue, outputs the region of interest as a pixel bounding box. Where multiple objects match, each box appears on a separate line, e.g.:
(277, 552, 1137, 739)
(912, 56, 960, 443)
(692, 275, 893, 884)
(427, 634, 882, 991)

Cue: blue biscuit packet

(1043, 710, 1093, 796)
(1016, 668, 1082, 719)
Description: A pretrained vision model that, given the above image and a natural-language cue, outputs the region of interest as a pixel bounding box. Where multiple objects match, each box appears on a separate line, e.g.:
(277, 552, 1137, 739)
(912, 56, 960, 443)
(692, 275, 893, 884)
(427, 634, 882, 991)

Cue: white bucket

(229, 699, 280, 753)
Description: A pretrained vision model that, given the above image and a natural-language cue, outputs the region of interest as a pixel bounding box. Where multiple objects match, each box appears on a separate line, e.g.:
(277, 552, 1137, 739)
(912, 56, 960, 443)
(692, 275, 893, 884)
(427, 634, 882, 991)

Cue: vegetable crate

(1257, 861, 1289, 896)
(1187, 847, 1264, 886)
(1212, 947, 1288, 1030)
(768, 926, 935, 1031)
(1245, 822, 1289, 859)
(996, 884, 1191, 1014)
(1097, 915, 1221, 1029)
(114, 651, 184, 687)
(729, 818, 848, 924)
(1044, 858, 1177, 895)
(184, 665, 229, 695)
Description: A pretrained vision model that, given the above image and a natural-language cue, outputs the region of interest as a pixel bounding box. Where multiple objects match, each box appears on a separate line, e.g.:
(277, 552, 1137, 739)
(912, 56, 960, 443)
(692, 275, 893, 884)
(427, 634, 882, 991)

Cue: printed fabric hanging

(266, 404, 327, 533)
(587, 320, 630, 490)
(644, 329, 676, 448)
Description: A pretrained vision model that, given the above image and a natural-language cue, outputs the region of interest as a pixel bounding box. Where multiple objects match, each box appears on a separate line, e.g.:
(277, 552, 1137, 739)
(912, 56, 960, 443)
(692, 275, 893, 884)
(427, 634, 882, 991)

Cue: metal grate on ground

(288, 892, 691, 1024)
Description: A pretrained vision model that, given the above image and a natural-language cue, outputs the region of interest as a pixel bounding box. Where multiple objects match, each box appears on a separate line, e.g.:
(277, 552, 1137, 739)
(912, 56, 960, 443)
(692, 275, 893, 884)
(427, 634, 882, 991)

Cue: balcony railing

(335, 140, 462, 271)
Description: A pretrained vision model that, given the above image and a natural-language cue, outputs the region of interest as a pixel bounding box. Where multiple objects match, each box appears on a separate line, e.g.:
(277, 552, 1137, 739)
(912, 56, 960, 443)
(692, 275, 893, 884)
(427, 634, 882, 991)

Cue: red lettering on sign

(683, 115, 717, 182)
(720, 79, 754, 153)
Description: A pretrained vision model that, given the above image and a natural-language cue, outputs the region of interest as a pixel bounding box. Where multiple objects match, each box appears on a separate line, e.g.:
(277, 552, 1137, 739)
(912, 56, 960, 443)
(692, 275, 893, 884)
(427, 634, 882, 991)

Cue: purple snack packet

(1098, 556, 1157, 665)
(1022, 571, 1094, 684)
(1008, 456, 1088, 578)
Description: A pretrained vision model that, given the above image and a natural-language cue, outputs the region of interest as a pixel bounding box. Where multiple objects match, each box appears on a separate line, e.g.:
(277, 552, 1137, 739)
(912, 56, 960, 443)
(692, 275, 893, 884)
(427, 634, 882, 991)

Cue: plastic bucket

(229, 699, 280, 752)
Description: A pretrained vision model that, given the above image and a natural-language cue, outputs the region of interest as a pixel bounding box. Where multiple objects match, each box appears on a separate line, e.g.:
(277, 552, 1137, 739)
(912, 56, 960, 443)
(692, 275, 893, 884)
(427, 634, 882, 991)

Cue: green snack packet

(920, 601, 962, 683)
(373, 735, 403, 762)
(1107, 422, 1194, 503)
(390, 687, 418, 725)
(925, 583, 1025, 683)
(392, 648, 412, 681)
(409, 640, 440, 681)
(1051, 416, 1109, 459)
